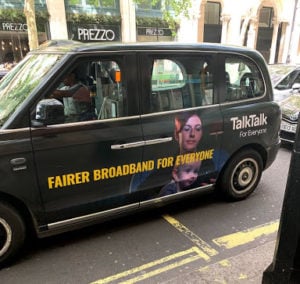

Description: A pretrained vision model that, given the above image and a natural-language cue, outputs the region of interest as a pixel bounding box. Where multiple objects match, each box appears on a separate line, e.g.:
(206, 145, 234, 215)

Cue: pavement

(163, 240, 276, 284)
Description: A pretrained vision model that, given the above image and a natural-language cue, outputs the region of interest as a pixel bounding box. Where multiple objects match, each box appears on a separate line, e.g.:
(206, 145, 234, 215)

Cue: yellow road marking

(163, 214, 218, 257)
(213, 220, 279, 249)
(90, 247, 209, 284)
(91, 219, 279, 283)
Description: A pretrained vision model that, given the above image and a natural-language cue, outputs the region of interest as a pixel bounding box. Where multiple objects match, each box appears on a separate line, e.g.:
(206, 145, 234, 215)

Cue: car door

(131, 51, 223, 200)
(30, 53, 143, 224)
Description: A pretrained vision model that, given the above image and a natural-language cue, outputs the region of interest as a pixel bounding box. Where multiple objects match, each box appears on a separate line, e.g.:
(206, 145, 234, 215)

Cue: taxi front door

(30, 55, 143, 225)
(31, 119, 143, 224)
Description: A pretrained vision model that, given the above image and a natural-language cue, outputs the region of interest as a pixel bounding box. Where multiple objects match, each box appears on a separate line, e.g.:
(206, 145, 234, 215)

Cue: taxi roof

(33, 40, 261, 58)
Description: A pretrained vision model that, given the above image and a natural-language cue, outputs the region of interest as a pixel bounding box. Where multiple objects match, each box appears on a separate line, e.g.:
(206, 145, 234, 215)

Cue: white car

(268, 64, 300, 102)
(269, 64, 300, 143)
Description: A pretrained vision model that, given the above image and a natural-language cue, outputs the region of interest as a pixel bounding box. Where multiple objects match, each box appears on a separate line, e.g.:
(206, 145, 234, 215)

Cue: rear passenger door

(134, 51, 224, 200)
(221, 54, 268, 155)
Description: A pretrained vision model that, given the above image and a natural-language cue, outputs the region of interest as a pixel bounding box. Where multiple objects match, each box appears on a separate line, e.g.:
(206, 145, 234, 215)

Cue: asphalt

(163, 240, 276, 283)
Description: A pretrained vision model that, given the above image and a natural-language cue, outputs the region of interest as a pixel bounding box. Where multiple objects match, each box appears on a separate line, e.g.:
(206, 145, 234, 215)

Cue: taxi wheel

(0, 202, 26, 267)
(218, 149, 263, 201)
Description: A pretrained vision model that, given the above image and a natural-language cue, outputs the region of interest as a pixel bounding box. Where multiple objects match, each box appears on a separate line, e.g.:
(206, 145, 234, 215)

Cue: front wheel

(217, 149, 263, 201)
(0, 202, 26, 267)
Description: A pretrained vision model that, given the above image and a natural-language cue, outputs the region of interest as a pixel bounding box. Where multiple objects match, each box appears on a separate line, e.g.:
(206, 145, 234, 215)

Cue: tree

(134, 0, 192, 31)
(24, 0, 39, 50)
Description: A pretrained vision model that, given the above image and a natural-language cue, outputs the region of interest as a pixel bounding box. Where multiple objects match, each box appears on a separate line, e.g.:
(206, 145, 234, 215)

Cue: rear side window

(148, 55, 214, 113)
(225, 56, 265, 102)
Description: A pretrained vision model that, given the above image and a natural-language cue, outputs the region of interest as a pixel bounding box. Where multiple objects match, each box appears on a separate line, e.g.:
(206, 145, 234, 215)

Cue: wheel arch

(217, 143, 267, 185)
(0, 192, 37, 236)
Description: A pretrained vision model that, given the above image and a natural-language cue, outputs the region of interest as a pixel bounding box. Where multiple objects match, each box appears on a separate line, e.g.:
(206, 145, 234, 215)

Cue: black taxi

(0, 41, 281, 266)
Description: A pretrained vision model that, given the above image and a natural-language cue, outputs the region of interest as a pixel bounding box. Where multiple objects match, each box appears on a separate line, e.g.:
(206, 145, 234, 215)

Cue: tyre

(218, 149, 263, 201)
(0, 202, 26, 267)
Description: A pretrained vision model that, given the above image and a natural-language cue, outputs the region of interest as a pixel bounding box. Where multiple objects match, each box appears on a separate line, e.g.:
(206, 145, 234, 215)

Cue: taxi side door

(30, 53, 144, 227)
(131, 51, 224, 200)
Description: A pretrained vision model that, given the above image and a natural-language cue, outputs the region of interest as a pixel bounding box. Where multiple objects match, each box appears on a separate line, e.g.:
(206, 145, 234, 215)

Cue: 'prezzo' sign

(1, 22, 28, 32)
(68, 23, 120, 42)
(230, 113, 268, 138)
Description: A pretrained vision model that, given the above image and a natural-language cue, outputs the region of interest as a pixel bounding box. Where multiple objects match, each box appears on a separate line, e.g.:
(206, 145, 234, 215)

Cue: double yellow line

(91, 246, 208, 284)
(91, 216, 279, 284)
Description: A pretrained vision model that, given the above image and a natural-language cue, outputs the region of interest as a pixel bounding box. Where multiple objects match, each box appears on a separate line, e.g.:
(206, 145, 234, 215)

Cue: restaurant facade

(0, 0, 299, 65)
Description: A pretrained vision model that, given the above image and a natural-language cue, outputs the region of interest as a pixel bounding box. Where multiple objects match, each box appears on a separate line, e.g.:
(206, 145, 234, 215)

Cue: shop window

(225, 57, 265, 101)
(85, 0, 116, 7)
(68, 0, 81, 5)
(67, 0, 116, 8)
(137, 0, 161, 10)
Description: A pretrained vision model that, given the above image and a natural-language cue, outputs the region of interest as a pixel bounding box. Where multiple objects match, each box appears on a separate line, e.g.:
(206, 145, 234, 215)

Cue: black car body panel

(0, 41, 281, 265)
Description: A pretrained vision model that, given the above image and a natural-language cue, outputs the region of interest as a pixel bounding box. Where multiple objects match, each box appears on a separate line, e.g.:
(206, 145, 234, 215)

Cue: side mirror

(33, 99, 65, 126)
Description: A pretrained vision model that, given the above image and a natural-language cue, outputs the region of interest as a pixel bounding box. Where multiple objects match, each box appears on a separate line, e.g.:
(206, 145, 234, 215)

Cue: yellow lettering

(48, 171, 91, 189)
(54, 176, 63, 188)
(157, 157, 174, 169)
(123, 164, 129, 175)
(48, 177, 55, 189)
(67, 174, 75, 186)
(81, 171, 90, 183)
(93, 169, 101, 181)
(175, 149, 214, 166)
(130, 163, 136, 174)
(102, 168, 109, 179)
(109, 167, 116, 178)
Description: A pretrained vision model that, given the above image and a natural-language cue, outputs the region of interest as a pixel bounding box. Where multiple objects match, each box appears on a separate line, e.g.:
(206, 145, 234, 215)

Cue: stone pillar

(288, 0, 300, 63)
(278, 22, 290, 63)
(227, 14, 241, 45)
(220, 14, 230, 44)
(269, 18, 279, 64)
(246, 17, 258, 49)
(46, 0, 68, 40)
(197, 1, 206, 42)
(178, 0, 200, 42)
(119, 0, 136, 42)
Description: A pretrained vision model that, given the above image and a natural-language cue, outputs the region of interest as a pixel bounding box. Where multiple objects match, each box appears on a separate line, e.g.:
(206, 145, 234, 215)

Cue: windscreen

(0, 53, 62, 126)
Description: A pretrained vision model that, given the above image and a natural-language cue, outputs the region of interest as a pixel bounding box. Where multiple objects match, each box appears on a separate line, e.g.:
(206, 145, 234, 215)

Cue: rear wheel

(218, 149, 263, 201)
(0, 202, 26, 267)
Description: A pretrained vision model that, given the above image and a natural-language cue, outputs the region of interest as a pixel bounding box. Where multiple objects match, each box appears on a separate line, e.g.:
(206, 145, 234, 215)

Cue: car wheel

(0, 202, 26, 267)
(218, 149, 263, 201)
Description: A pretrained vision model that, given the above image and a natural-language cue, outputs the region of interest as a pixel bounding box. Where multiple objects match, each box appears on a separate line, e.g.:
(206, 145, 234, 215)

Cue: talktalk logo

(230, 113, 267, 130)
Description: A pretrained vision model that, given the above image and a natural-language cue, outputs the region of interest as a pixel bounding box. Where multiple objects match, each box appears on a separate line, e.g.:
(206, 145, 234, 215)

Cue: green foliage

(67, 13, 121, 25)
(136, 17, 171, 28)
(134, 0, 192, 33)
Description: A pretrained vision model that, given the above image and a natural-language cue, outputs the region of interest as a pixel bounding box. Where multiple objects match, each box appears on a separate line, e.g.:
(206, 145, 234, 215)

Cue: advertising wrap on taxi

(47, 149, 215, 190)
(46, 112, 219, 199)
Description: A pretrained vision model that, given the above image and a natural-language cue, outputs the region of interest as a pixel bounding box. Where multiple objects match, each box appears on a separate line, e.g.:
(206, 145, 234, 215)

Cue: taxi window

(34, 59, 127, 125)
(225, 56, 265, 101)
(148, 56, 214, 113)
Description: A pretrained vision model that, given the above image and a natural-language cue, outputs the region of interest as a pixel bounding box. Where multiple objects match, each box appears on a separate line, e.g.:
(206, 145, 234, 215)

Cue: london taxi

(0, 41, 281, 266)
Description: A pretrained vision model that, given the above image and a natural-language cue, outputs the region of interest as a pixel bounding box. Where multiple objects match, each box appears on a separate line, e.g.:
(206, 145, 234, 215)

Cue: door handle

(111, 137, 172, 150)
(10, 157, 27, 171)
(144, 137, 173, 146)
(111, 141, 145, 150)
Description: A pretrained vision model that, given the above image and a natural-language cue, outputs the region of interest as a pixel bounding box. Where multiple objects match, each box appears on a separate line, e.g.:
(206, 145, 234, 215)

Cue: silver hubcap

(0, 218, 12, 256)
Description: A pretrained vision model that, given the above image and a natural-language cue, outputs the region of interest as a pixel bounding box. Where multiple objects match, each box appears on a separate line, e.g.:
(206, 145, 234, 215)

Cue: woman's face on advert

(179, 115, 202, 153)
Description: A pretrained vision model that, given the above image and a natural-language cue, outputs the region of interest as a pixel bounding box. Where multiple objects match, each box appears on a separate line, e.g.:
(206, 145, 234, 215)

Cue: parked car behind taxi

(269, 64, 300, 143)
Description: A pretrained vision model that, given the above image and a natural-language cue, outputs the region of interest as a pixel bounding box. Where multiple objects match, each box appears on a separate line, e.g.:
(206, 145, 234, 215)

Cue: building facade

(0, 0, 299, 65)
(178, 0, 300, 64)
